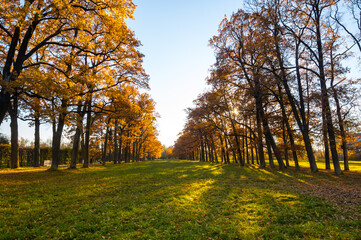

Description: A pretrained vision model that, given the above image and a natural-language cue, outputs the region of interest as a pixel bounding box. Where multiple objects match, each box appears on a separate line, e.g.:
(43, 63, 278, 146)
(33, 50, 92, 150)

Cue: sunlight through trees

(173, 0, 361, 175)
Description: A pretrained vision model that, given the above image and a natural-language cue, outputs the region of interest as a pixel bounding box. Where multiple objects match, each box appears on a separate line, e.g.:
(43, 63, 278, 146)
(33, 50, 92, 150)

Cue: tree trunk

(114, 121, 119, 164)
(118, 129, 123, 163)
(314, 5, 341, 175)
(231, 126, 244, 165)
(251, 140, 255, 164)
(274, 25, 318, 172)
(266, 137, 275, 168)
(200, 136, 205, 162)
(137, 142, 142, 161)
(0, 26, 21, 125)
(277, 85, 299, 170)
(255, 140, 259, 165)
(132, 141, 136, 162)
(255, 103, 266, 168)
(80, 134, 85, 164)
(333, 92, 349, 171)
(51, 108, 66, 170)
(127, 142, 131, 163)
(322, 110, 331, 170)
(320, 69, 341, 175)
(102, 126, 109, 165)
(70, 104, 84, 169)
(245, 118, 250, 164)
(205, 140, 209, 162)
(257, 95, 284, 169)
(211, 135, 218, 163)
(330, 54, 349, 171)
(70, 126, 81, 169)
(10, 94, 19, 169)
(219, 135, 226, 164)
(34, 114, 40, 167)
(83, 100, 92, 168)
(282, 119, 290, 167)
(0, 92, 10, 126)
(250, 120, 255, 164)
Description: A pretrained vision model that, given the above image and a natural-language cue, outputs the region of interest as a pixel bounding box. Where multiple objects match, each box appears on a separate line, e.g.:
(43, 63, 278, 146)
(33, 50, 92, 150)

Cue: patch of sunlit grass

(295, 159, 361, 172)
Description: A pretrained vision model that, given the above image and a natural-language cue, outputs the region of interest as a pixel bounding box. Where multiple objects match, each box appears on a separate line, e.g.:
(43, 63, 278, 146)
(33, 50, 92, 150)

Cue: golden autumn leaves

(174, 0, 360, 175)
(0, 0, 162, 169)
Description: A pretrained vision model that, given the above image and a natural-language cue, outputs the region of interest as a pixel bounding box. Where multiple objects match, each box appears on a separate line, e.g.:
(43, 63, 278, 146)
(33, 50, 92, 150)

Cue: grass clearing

(297, 159, 361, 172)
(0, 160, 360, 239)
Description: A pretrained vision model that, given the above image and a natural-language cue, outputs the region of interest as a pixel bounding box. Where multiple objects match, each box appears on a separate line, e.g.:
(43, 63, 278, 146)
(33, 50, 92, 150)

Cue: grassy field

(0, 160, 360, 239)
(286, 159, 361, 172)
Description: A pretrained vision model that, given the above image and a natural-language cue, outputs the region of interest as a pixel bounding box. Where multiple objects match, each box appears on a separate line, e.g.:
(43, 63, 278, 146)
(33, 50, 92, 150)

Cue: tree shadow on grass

(0, 160, 360, 239)
(135, 161, 361, 239)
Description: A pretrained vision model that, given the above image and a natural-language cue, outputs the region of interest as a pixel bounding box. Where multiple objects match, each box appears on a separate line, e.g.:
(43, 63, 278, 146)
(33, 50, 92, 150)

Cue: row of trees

(0, 0, 162, 170)
(173, 0, 361, 175)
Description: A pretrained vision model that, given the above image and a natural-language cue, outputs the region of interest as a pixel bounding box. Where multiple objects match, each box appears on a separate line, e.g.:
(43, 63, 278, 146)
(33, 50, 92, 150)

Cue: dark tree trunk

(137, 142, 142, 161)
(70, 126, 82, 169)
(70, 104, 84, 169)
(211, 135, 218, 163)
(232, 127, 244, 165)
(102, 126, 110, 165)
(123, 143, 127, 163)
(200, 136, 205, 162)
(83, 99, 92, 168)
(205, 140, 209, 162)
(10, 94, 19, 169)
(114, 121, 119, 164)
(251, 140, 255, 164)
(51, 104, 66, 170)
(219, 135, 226, 164)
(322, 110, 331, 170)
(266, 137, 275, 168)
(258, 96, 285, 169)
(282, 75, 317, 172)
(228, 138, 238, 164)
(282, 120, 290, 167)
(330, 54, 349, 171)
(255, 140, 259, 165)
(136, 142, 140, 162)
(273, 24, 318, 172)
(277, 85, 299, 170)
(205, 135, 212, 163)
(245, 118, 250, 164)
(34, 114, 40, 167)
(127, 142, 131, 163)
(319, 68, 341, 175)
(333, 91, 349, 171)
(250, 120, 255, 164)
(0, 92, 10, 126)
(132, 141, 136, 162)
(224, 136, 231, 164)
(80, 134, 85, 164)
(118, 130, 123, 164)
(255, 103, 265, 168)
(242, 129, 245, 163)
(0, 26, 21, 125)
(314, 4, 341, 175)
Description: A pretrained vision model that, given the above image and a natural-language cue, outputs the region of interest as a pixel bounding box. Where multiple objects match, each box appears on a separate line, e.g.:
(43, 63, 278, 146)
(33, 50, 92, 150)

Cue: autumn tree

(175, 0, 360, 175)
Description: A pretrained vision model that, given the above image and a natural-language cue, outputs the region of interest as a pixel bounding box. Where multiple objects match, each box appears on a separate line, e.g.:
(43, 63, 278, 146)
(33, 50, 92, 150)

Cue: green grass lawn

(298, 159, 361, 172)
(0, 160, 360, 239)
(270, 156, 361, 172)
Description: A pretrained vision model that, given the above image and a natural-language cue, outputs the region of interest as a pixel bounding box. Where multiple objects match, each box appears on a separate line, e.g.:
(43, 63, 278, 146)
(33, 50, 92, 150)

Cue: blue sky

(0, 0, 243, 146)
(130, 0, 243, 146)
